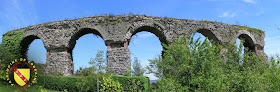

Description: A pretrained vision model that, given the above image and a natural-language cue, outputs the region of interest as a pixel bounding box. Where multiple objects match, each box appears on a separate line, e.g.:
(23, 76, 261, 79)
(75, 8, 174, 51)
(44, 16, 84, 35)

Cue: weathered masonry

(2, 15, 266, 76)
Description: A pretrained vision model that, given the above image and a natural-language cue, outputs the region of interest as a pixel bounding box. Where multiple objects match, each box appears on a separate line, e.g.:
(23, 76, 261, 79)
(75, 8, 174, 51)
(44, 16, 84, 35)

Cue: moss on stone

(235, 30, 239, 33)
(94, 22, 103, 25)
(232, 24, 264, 36)
(199, 20, 213, 24)
(247, 29, 264, 36)
(89, 16, 96, 18)
(110, 19, 121, 25)
(63, 19, 72, 21)
(94, 19, 121, 25)
(143, 14, 147, 17)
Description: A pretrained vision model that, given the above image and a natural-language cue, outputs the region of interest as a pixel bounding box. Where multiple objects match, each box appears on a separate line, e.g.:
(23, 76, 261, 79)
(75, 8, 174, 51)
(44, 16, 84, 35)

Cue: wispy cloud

(242, 0, 256, 4)
(218, 11, 237, 18)
(0, 0, 38, 43)
(137, 32, 154, 38)
(0, 0, 38, 30)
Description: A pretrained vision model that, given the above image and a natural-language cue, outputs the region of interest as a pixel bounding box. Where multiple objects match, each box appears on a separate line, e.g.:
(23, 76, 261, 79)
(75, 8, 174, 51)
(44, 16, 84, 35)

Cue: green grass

(0, 83, 61, 92)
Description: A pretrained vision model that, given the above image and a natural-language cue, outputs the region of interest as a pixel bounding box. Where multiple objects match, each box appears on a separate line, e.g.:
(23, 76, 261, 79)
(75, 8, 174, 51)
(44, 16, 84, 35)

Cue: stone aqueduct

(2, 15, 266, 76)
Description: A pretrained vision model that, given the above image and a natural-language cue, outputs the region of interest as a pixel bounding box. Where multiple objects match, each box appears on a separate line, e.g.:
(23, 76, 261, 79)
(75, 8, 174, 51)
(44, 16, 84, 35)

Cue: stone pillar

(106, 42, 130, 76)
(219, 45, 228, 62)
(219, 45, 228, 54)
(254, 45, 268, 62)
(45, 48, 74, 76)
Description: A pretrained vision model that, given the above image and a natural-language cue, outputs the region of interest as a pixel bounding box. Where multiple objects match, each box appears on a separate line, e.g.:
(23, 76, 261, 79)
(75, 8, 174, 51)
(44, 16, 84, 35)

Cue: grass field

(0, 83, 60, 92)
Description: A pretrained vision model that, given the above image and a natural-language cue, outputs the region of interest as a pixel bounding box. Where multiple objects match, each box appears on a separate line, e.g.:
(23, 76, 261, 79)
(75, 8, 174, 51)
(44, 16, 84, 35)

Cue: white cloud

(137, 32, 154, 38)
(0, 0, 38, 30)
(218, 11, 237, 18)
(242, 0, 256, 4)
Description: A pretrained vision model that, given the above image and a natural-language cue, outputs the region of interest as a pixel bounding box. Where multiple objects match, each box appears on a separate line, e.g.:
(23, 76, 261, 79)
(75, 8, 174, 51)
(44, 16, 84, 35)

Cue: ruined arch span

(3, 15, 266, 76)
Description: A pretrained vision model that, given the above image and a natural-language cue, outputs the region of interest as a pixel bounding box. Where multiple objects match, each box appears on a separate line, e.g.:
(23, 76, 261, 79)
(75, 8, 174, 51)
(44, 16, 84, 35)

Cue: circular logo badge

(5, 58, 37, 89)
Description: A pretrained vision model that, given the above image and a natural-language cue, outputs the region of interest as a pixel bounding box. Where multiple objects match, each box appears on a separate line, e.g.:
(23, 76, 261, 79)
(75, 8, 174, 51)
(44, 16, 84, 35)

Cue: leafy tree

(78, 50, 124, 91)
(124, 65, 131, 76)
(74, 67, 96, 76)
(146, 34, 280, 91)
(146, 55, 163, 79)
(75, 50, 106, 76)
(132, 57, 146, 76)
(89, 50, 107, 74)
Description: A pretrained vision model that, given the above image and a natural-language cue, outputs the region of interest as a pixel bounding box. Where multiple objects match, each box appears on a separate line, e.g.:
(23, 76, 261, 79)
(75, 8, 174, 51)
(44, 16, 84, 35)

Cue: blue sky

(0, 0, 280, 80)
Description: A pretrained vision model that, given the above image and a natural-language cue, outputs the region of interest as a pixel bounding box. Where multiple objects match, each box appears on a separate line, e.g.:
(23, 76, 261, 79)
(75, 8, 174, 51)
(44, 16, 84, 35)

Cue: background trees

(132, 57, 146, 76)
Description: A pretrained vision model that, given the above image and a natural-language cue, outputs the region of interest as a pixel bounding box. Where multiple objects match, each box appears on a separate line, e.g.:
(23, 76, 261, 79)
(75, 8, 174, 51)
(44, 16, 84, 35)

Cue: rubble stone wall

(2, 15, 266, 76)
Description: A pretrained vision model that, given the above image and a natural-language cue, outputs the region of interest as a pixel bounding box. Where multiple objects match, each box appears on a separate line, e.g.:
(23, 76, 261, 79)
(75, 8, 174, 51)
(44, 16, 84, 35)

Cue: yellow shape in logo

(14, 68, 30, 86)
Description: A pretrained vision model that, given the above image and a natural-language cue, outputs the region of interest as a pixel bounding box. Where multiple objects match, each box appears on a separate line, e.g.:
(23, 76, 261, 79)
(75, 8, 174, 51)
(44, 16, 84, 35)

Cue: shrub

(74, 67, 96, 76)
(112, 75, 150, 92)
(150, 82, 158, 91)
(99, 74, 123, 92)
(1, 31, 25, 66)
(146, 35, 279, 91)
(36, 75, 81, 91)
(36, 75, 150, 92)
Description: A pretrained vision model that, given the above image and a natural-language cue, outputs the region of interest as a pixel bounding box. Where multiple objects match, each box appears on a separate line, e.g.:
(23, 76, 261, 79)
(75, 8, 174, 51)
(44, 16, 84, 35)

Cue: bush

(146, 35, 280, 91)
(36, 75, 150, 92)
(74, 67, 96, 76)
(0, 43, 18, 80)
(100, 74, 123, 92)
(112, 75, 150, 92)
(150, 82, 158, 91)
(1, 31, 25, 67)
(36, 75, 82, 91)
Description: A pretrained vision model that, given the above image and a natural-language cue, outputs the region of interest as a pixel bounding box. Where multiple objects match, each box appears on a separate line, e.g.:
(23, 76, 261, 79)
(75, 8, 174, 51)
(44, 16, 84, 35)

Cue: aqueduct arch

(237, 34, 255, 52)
(2, 15, 266, 76)
(68, 28, 105, 55)
(193, 29, 221, 44)
(20, 35, 41, 59)
(126, 21, 168, 44)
